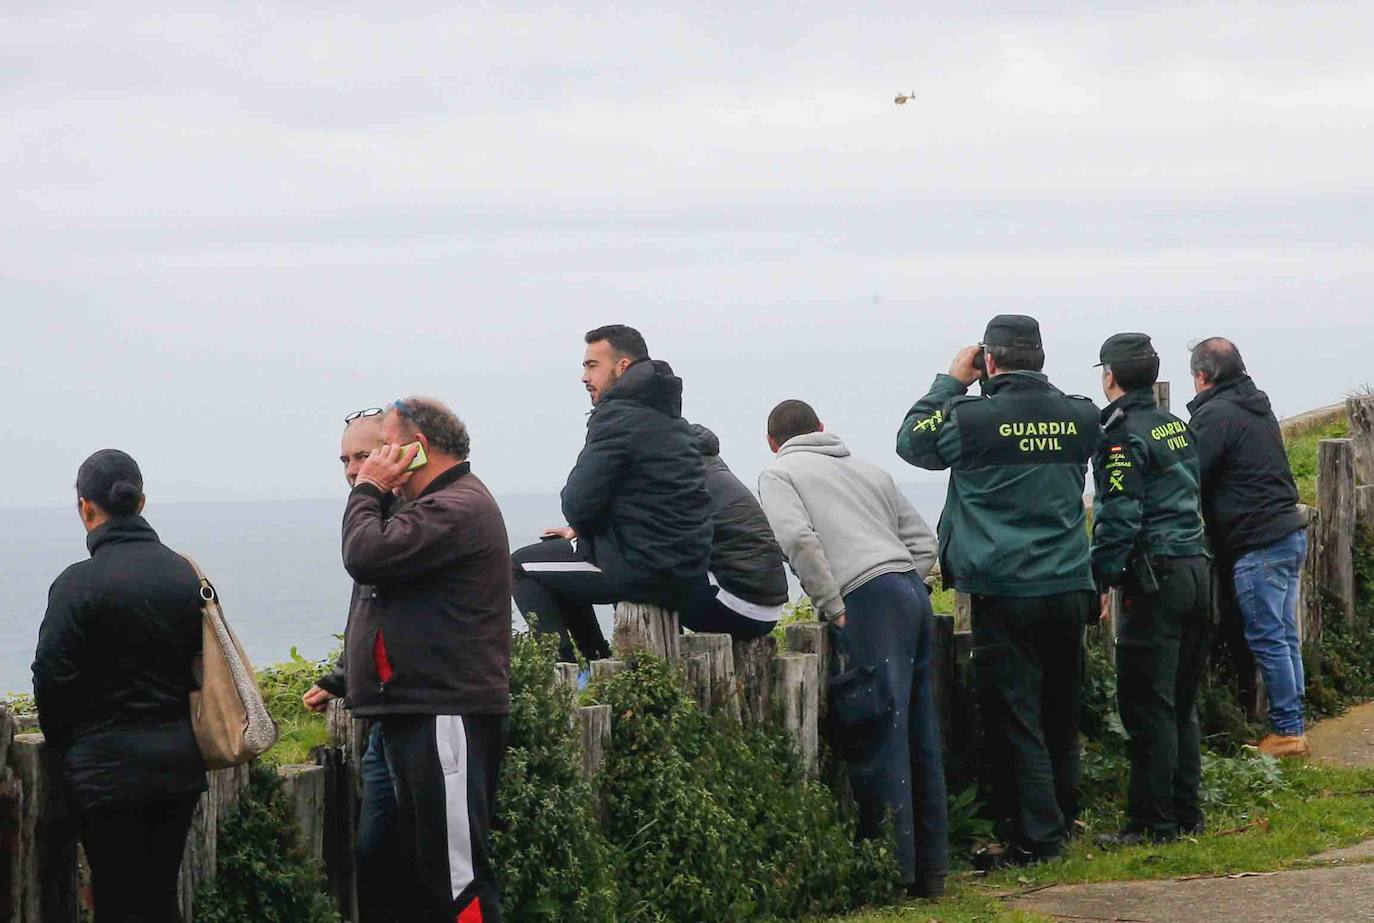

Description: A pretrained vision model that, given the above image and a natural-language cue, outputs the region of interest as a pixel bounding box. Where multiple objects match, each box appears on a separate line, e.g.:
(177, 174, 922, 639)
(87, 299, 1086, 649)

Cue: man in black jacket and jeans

(343, 396, 512, 923)
(513, 325, 713, 661)
(1187, 337, 1309, 758)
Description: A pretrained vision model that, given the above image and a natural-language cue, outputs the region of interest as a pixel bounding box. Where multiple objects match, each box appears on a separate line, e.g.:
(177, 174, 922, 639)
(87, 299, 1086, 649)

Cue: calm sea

(0, 485, 946, 692)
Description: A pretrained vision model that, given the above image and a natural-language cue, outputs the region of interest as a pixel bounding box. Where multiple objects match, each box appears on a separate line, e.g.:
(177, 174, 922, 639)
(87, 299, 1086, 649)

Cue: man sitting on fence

(758, 399, 948, 899)
(1187, 337, 1309, 758)
(342, 397, 511, 923)
(686, 423, 789, 639)
(512, 325, 712, 661)
(1090, 334, 1211, 847)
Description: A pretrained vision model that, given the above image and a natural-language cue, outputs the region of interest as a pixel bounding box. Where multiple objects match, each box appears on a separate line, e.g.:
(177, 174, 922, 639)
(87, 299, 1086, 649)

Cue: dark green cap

(981, 314, 1042, 349)
(1096, 332, 1158, 367)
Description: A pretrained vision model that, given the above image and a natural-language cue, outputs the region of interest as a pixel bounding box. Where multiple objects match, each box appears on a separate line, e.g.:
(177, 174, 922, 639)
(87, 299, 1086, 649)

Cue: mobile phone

(404, 442, 428, 471)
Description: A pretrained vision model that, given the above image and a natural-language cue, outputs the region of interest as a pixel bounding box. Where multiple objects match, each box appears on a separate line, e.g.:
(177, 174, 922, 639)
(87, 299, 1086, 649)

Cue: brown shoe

(1256, 733, 1310, 758)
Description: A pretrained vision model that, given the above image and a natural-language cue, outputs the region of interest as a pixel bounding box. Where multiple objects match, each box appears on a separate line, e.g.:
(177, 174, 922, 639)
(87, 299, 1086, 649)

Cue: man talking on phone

(511, 325, 711, 662)
(342, 396, 512, 923)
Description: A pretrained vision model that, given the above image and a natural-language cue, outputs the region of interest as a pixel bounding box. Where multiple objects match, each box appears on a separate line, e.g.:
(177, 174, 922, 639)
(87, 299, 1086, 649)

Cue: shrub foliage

(194, 766, 341, 923)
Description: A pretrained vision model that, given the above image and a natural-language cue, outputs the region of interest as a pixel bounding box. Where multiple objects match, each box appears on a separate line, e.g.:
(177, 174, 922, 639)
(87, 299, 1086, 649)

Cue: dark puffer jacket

(561, 359, 712, 603)
(690, 424, 789, 607)
(32, 517, 206, 810)
(1186, 375, 1304, 556)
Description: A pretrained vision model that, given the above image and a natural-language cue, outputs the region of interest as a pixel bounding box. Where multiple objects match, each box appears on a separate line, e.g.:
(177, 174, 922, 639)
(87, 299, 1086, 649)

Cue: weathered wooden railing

(0, 711, 329, 923)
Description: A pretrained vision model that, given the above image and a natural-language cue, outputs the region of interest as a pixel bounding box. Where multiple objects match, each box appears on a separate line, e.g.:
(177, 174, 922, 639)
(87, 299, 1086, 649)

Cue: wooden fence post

(575, 705, 612, 779)
(613, 603, 680, 662)
(1348, 395, 1374, 487)
(590, 658, 626, 686)
(10, 733, 78, 923)
(553, 662, 580, 697)
(770, 653, 820, 776)
(733, 635, 777, 724)
(683, 653, 712, 712)
(679, 633, 740, 721)
(1153, 381, 1171, 412)
(783, 622, 829, 721)
(953, 592, 972, 632)
(1296, 505, 1323, 644)
(1356, 485, 1374, 534)
(312, 745, 358, 921)
(277, 765, 328, 865)
(1317, 439, 1356, 624)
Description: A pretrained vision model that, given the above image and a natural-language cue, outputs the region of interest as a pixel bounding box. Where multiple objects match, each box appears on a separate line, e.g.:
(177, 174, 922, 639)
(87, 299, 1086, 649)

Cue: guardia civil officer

(896, 315, 1101, 868)
(1090, 334, 1210, 847)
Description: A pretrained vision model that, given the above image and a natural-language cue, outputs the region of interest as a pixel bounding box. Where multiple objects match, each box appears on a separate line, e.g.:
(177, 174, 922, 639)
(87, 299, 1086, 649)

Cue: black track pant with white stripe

(379, 713, 508, 923)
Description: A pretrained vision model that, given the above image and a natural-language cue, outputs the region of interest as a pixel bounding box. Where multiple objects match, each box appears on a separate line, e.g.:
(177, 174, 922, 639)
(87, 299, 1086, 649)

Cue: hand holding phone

(404, 442, 429, 471)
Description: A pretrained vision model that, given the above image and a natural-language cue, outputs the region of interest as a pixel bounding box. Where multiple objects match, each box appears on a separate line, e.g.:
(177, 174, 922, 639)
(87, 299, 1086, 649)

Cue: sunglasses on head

(344, 407, 384, 424)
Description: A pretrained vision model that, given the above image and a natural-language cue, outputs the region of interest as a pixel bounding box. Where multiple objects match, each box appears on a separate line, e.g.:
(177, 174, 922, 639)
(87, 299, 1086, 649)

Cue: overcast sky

(4, 1, 1372, 509)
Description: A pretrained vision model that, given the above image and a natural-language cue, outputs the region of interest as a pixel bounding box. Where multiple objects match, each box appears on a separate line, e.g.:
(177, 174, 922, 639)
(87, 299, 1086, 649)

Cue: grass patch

(1285, 418, 1349, 506)
(257, 646, 336, 766)
(825, 761, 1374, 922)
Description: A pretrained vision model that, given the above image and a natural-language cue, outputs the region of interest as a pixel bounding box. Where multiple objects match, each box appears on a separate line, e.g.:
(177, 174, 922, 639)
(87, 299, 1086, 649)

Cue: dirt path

(1007, 705, 1374, 922)
(1308, 701, 1374, 767)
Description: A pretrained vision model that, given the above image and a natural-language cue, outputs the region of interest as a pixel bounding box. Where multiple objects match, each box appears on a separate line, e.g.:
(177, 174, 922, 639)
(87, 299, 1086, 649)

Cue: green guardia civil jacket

(896, 371, 1102, 597)
(1090, 388, 1207, 589)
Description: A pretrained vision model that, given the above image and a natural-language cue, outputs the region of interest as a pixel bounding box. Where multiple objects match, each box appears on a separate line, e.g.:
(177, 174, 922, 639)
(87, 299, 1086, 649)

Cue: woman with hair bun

(32, 449, 206, 922)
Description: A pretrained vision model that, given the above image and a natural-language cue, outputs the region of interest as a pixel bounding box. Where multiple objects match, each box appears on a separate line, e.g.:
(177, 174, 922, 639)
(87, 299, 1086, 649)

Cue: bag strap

(178, 553, 219, 607)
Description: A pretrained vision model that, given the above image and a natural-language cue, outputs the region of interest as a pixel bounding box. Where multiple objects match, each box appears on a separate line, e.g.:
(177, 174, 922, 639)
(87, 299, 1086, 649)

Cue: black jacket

(32, 517, 206, 810)
(1187, 375, 1304, 555)
(690, 424, 789, 607)
(562, 359, 713, 603)
(343, 463, 513, 716)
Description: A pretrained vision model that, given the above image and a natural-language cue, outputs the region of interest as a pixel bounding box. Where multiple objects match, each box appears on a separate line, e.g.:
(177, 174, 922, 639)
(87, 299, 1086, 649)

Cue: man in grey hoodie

(757, 399, 948, 899)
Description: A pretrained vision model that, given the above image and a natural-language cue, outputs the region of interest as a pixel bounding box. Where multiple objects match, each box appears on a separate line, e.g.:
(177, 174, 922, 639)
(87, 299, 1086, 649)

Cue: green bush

(1199, 750, 1288, 814)
(257, 645, 335, 766)
(194, 765, 340, 923)
(594, 654, 902, 922)
(492, 632, 619, 921)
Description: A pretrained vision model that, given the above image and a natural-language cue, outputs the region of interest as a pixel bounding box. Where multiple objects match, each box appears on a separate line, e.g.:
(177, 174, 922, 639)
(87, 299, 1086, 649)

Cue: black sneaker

(1093, 830, 1150, 849)
(907, 872, 946, 900)
(971, 843, 1036, 871)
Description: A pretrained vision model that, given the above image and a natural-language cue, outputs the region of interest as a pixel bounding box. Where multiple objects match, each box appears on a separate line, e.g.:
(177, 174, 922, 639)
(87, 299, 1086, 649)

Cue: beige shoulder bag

(181, 554, 278, 768)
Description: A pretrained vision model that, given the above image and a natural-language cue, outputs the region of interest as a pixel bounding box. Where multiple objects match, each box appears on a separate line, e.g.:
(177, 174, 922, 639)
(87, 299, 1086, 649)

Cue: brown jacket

(342, 463, 512, 715)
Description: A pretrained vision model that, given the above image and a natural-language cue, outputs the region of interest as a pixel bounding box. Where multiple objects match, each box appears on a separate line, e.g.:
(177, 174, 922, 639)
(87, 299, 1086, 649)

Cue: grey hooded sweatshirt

(758, 431, 938, 620)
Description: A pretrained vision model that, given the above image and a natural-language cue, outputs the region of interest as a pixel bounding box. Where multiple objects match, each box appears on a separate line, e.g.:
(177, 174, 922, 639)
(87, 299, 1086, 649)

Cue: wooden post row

(1348, 395, 1374, 488)
(1317, 439, 1356, 625)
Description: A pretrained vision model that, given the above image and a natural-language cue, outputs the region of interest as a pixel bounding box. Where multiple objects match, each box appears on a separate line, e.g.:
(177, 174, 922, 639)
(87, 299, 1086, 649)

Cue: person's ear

(615, 356, 633, 377)
(817, 421, 825, 433)
(767, 434, 780, 453)
(136, 495, 147, 515)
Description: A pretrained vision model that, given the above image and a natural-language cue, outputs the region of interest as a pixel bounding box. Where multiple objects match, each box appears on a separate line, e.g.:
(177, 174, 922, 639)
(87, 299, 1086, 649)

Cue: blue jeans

(835, 571, 949, 882)
(1233, 529, 1309, 736)
(358, 723, 400, 922)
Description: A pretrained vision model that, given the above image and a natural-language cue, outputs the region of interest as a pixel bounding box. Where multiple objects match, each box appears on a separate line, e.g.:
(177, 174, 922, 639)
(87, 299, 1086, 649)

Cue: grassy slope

(827, 762, 1374, 923)
(1285, 418, 1350, 506)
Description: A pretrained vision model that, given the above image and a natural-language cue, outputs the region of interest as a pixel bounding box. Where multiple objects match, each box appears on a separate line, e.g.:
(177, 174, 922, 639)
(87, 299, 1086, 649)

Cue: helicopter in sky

(894, 90, 916, 105)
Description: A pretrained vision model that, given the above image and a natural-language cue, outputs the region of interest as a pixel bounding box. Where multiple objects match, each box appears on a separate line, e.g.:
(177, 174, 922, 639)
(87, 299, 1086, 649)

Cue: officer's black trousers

(971, 591, 1092, 857)
(1116, 556, 1211, 839)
